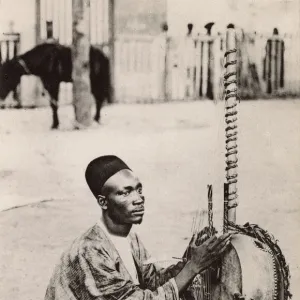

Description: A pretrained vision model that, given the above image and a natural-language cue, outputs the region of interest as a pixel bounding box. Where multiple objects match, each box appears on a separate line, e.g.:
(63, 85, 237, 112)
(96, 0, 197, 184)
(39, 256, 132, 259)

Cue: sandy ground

(0, 100, 299, 300)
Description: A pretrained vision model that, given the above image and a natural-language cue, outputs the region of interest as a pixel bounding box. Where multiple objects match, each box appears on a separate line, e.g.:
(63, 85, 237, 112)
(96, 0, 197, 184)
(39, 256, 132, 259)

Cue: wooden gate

(168, 34, 224, 101)
(115, 34, 167, 102)
(114, 33, 225, 103)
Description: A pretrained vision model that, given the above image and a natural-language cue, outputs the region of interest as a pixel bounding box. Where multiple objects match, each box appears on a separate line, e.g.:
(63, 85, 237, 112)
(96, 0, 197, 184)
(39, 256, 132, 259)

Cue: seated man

(45, 155, 231, 300)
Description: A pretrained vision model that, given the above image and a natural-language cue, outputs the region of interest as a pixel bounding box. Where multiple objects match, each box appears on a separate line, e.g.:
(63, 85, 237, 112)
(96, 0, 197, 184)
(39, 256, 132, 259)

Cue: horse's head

(0, 42, 74, 102)
(0, 59, 24, 100)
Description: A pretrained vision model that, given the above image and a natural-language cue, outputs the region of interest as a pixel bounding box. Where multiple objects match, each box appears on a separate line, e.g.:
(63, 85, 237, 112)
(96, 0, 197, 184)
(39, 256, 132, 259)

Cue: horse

(0, 43, 111, 129)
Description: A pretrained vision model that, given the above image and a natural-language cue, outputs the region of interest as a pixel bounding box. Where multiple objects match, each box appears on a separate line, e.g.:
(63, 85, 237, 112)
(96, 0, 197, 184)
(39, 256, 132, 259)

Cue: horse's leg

(50, 99, 59, 129)
(43, 80, 60, 129)
(94, 93, 105, 123)
(13, 84, 22, 108)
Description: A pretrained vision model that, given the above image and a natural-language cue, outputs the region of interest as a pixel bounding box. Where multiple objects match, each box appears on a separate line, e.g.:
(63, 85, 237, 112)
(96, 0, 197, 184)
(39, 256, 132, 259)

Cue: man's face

(101, 169, 145, 225)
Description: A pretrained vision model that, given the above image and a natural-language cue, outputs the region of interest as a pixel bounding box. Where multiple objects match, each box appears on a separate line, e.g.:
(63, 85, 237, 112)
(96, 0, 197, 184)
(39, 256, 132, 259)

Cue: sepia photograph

(0, 0, 299, 300)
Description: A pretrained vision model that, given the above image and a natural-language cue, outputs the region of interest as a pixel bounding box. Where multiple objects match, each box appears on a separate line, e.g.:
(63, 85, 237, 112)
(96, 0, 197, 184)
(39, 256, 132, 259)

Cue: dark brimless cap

(85, 155, 131, 198)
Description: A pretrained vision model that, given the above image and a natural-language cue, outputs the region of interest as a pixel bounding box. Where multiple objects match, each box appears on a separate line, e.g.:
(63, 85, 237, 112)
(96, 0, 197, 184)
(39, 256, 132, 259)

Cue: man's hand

(183, 227, 217, 259)
(189, 233, 232, 273)
(175, 232, 232, 293)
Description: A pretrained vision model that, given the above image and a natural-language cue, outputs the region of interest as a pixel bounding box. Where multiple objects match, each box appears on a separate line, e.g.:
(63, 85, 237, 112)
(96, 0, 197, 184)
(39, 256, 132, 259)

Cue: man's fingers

(213, 233, 232, 246)
(206, 235, 218, 245)
(205, 234, 229, 251)
(215, 237, 231, 251)
(217, 242, 231, 255)
(212, 239, 231, 255)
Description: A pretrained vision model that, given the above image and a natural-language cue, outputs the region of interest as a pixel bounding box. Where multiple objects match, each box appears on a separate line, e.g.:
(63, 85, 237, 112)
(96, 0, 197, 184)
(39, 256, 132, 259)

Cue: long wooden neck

(223, 26, 239, 232)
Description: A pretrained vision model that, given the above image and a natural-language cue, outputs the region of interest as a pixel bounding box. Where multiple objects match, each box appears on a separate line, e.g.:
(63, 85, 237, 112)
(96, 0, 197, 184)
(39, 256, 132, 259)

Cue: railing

(0, 32, 20, 63)
(0, 32, 21, 107)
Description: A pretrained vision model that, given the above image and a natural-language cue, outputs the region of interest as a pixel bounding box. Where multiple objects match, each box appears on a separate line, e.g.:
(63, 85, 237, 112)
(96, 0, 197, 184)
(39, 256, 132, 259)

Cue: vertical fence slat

(271, 39, 276, 93)
(202, 40, 209, 97)
(279, 39, 284, 89)
(98, 0, 104, 44)
(276, 39, 280, 89)
(53, 0, 59, 40)
(40, 0, 47, 40)
(199, 41, 204, 97)
(90, 0, 96, 44)
(65, 0, 72, 45)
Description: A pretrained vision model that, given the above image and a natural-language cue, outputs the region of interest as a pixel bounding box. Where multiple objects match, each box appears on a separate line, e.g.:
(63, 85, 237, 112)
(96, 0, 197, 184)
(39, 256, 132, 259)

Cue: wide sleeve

(78, 241, 180, 300)
(131, 233, 186, 291)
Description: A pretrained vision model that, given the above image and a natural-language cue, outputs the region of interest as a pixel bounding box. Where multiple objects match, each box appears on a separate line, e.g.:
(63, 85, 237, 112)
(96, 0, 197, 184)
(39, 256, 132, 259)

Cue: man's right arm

(70, 233, 231, 300)
(134, 232, 232, 296)
(174, 260, 198, 292)
(78, 243, 180, 300)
